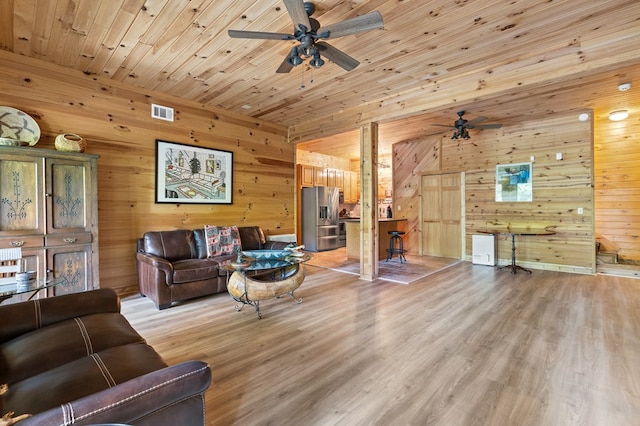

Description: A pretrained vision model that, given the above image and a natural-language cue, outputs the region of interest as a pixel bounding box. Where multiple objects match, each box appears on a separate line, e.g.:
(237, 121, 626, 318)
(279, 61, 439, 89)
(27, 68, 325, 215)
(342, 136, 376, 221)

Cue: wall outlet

(556, 152, 563, 160)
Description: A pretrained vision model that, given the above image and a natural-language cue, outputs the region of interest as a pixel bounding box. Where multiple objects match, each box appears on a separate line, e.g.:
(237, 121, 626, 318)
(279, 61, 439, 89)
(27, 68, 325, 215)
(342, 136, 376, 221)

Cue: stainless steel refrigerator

(302, 186, 339, 251)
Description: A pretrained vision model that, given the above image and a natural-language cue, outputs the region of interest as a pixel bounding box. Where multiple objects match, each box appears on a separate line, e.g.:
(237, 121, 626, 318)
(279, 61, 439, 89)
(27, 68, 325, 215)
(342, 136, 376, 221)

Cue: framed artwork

(155, 139, 233, 204)
(495, 162, 532, 202)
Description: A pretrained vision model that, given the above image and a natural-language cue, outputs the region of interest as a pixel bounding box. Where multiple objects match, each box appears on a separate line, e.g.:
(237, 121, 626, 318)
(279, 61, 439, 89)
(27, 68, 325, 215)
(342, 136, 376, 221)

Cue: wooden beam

(359, 122, 379, 281)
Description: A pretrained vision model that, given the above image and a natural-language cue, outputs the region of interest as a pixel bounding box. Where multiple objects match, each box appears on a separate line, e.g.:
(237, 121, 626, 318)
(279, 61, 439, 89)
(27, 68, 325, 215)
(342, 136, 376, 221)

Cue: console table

(478, 228, 556, 274)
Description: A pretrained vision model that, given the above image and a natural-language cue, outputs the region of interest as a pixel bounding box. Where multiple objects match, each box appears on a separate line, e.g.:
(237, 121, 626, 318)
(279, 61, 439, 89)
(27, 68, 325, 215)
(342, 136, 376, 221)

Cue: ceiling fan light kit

(228, 1, 383, 73)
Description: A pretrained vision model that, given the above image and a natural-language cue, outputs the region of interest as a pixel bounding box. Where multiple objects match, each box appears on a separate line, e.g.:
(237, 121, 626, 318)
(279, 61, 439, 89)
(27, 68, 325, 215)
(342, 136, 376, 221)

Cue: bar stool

(386, 231, 406, 263)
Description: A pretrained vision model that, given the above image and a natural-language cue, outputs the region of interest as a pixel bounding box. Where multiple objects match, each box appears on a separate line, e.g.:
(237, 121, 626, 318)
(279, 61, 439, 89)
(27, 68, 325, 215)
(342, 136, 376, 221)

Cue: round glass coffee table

(221, 251, 312, 319)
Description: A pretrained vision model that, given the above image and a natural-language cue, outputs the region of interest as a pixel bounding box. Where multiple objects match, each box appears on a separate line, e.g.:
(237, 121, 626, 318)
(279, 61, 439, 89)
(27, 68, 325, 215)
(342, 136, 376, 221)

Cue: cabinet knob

(45, 193, 52, 197)
(63, 238, 77, 244)
(10, 241, 25, 247)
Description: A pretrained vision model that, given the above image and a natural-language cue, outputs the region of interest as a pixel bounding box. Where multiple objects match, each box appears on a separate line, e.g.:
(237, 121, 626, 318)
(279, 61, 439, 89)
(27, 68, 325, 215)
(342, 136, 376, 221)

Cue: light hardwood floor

(121, 262, 640, 426)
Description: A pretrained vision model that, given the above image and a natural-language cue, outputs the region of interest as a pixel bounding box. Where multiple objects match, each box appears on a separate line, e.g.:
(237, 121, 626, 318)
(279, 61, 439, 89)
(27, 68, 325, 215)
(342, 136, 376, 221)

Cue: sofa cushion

(144, 230, 196, 261)
(204, 225, 241, 257)
(1, 312, 145, 385)
(3, 342, 168, 416)
(172, 258, 220, 283)
(237, 226, 266, 250)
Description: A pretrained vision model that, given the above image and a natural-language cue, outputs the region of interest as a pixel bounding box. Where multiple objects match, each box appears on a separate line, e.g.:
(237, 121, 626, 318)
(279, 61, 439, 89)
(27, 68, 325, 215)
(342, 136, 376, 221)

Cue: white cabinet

(0, 146, 99, 301)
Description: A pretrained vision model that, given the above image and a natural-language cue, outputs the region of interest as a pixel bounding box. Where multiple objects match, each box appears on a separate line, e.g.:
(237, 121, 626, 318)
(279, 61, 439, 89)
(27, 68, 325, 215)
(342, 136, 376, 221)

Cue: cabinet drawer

(0, 236, 44, 248)
(46, 233, 93, 246)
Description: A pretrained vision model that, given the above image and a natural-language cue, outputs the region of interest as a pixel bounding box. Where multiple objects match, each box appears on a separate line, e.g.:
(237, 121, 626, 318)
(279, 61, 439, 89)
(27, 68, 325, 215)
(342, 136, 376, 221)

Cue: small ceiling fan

(432, 111, 503, 139)
(228, 1, 383, 73)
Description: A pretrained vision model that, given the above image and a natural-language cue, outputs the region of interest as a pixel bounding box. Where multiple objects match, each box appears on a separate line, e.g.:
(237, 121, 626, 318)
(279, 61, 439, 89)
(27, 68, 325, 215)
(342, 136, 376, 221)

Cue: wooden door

(421, 173, 462, 258)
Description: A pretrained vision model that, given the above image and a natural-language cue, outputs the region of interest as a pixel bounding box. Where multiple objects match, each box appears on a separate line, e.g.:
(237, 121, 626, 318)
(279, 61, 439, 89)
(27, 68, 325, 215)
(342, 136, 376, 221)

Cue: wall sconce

(609, 110, 629, 121)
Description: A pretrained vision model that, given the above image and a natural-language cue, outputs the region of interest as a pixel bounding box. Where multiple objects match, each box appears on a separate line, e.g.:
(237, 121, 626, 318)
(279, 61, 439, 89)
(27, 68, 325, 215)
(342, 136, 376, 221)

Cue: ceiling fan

(228, 1, 383, 73)
(433, 111, 503, 139)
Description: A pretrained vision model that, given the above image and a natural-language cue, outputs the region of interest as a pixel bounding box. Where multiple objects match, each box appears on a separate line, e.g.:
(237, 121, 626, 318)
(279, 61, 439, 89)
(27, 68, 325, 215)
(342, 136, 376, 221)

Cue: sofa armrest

(21, 361, 212, 426)
(136, 252, 175, 285)
(263, 240, 293, 250)
(0, 288, 119, 344)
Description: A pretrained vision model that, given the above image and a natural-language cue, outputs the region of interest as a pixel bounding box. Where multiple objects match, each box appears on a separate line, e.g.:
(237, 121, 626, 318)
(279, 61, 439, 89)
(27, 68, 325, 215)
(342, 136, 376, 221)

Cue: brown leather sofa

(136, 226, 292, 310)
(0, 288, 211, 425)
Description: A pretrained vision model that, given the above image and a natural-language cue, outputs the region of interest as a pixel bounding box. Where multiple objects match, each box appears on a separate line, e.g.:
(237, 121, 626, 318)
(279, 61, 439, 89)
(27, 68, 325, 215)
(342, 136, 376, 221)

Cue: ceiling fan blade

(473, 123, 503, 129)
(283, 0, 311, 32)
(432, 124, 456, 128)
(228, 30, 292, 40)
(466, 116, 488, 126)
(317, 42, 360, 71)
(275, 56, 294, 74)
(319, 11, 384, 39)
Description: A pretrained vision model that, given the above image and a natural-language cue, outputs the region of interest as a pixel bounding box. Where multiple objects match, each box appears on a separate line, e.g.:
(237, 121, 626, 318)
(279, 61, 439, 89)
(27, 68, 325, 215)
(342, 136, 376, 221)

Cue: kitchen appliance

(338, 220, 347, 247)
(302, 186, 339, 251)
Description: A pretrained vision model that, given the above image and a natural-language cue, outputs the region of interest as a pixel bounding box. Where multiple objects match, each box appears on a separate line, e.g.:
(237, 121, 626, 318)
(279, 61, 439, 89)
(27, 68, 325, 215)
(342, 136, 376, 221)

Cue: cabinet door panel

(48, 160, 93, 234)
(48, 245, 94, 296)
(0, 155, 45, 234)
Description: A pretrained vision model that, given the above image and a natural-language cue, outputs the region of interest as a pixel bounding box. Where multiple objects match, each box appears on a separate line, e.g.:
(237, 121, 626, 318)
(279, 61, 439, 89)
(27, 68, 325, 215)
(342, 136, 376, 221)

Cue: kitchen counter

(345, 218, 408, 260)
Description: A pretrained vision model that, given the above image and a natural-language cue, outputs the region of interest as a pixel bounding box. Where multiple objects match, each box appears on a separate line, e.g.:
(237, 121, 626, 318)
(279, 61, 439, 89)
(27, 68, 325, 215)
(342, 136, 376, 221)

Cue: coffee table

(221, 252, 312, 319)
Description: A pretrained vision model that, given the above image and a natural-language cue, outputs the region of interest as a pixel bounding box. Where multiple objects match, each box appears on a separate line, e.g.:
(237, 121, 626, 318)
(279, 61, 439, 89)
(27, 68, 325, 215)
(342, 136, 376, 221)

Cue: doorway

(421, 173, 464, 258)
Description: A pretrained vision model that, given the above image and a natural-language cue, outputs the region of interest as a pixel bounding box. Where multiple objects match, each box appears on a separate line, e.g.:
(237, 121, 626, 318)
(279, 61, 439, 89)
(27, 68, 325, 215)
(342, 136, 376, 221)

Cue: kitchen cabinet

(298, 164, 315, 187)
(326, 168, 336, 188)
(335, 169, 344, 191)
(314, 167, 327, 186)
(297, 164, 358, 201)
(343, 171, 359, 203)
(0, 146, 99, 300)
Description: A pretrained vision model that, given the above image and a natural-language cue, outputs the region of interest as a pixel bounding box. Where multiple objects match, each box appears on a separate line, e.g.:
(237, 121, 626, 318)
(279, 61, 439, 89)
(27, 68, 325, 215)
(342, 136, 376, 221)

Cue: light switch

(578, 207, 584, 215)
(556, 152, 563, 160)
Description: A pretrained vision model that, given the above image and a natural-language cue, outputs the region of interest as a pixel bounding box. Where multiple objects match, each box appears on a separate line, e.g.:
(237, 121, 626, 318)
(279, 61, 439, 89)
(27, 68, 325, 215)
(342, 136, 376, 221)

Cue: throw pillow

(204, 225, 242, 257)
(219, 226, 242, 255)
(204, 225, 221, 257)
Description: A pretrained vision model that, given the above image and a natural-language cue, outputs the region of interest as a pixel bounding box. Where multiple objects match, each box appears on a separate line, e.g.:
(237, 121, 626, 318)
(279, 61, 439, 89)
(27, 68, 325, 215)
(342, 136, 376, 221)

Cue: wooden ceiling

(1, 0, 639, 158)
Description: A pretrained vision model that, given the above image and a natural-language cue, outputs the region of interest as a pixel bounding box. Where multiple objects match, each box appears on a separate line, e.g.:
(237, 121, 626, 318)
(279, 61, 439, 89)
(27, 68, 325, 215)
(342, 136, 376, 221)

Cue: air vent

(151, 103, 174, 122)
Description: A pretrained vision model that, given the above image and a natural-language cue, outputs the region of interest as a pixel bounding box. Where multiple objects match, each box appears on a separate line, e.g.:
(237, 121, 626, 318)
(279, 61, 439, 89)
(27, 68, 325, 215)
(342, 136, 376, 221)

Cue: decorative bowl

(241, 250, 291, 260)
(55, 133, 87, 152)
(0, 106, 40, 145)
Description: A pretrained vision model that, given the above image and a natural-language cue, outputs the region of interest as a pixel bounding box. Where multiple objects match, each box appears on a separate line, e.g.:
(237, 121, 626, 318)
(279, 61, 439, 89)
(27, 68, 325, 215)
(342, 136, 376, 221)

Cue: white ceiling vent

(151, 103, 174, 122)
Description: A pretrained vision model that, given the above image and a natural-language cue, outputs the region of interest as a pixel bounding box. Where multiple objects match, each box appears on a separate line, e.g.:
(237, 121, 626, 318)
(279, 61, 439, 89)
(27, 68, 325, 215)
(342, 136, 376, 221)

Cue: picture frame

(155, 139, 233, 204)
(495, 162, 532, 202)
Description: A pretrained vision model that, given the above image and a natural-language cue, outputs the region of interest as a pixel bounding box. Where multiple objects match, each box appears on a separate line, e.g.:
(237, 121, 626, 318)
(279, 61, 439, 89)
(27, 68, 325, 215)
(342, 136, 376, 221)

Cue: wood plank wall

(0, 51, 294, 297)
(594, 117, 640, 263)
(394, 114, 596, 273)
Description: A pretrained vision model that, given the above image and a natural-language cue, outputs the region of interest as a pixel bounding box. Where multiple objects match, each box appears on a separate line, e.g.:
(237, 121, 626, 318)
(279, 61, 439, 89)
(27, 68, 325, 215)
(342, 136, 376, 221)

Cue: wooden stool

(386, 231, 406, 263)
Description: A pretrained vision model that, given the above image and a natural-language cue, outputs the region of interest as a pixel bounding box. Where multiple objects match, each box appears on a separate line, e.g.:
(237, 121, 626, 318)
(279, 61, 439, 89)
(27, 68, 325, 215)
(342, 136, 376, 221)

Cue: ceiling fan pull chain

(300, 65, 306, 89)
